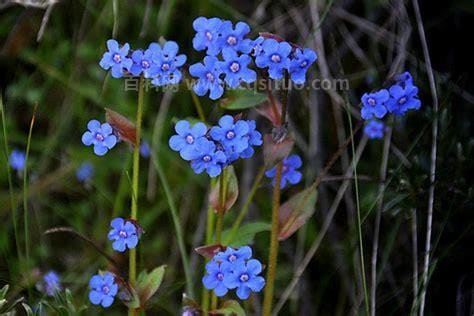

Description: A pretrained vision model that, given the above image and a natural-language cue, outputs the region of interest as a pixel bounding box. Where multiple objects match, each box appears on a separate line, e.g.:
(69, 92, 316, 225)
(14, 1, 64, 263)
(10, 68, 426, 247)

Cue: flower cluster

(190, 17, 317, 100)
(361, 71, 421, 139)
(169, 115, 262, 177)
(89, 272, 118, 308)
(107, 217, 140, 252)
(202, 246, 265, 300)
(265, 154, 303, 188)
(99, 39, 186, 86)
(9, 149, 25, 172)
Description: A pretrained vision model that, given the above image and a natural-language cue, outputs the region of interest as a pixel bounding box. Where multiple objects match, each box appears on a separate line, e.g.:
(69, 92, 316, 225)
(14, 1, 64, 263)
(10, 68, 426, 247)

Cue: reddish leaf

(256, 100, 282, 126)
(259, 32, 302, 50)
(263, 133, 294, 167)
(209, 166, 239, 214)
(136, 265, 166, 306)
(278, 185, 318, 240)
(105, 108, 137, 146)
(194, 244, 225, 258)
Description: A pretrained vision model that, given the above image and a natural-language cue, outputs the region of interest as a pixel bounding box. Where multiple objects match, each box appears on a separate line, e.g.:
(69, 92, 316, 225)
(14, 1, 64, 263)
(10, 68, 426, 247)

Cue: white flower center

(113, 53, 121, 63)
(368, 97, 376, 106)
(102, 285, 110, 294)
(228, 254, 237, 262)
(239, 274, 249, 282)
(217, 273, 224, 281)
(202, 155, 211, 162)
(119, 230, 127, 238)
(161, 63, 170, 71)
(95, 133, 104, 142)
(226, 130, 235, 139)
(205, 31, 213, 41)
(141, 60, 150, 69)
(300, 61, 308, 68)
(271, 54, 281, 63)
(398, 97, 407, 105)
(227, 36, 237, 46)
(206, 72, 215, 82)
(230, 62, 240, 73)
(185, 135, 194, 144)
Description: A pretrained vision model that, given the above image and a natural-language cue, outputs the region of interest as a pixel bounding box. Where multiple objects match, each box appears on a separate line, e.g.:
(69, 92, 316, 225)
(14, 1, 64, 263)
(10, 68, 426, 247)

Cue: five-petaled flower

(240, 120, 263, 159)
(288, 48, 317, 84)
(88, 272, 118, 308)
(364, 120, 385, 139)
(99, 39, 132, 78)
(107, 217, 139, 252)
(9, 149, 26, 172)
(192, 17, 223, 56)
(42, 271, 61, 296)
(265, 154, 303, 189)
(189, 56, 225, 100)
(82, 120, 117, 156)
(202, 260, 233, 297)
(129, 43, 161, 78)
(169, 120, 208, 160)
(223, 259, 266, 300)
(217, 21, 252, 54)
(210, 115, 250, 163)
(386, 83, 421, 115)
(360, 89, 389, 120)
(150, 41, 187, 86)
(255, 39, 292, 80)
(190, 138, 227, 177)
(215, 246, 252, 265)
(219, 48, 256, 88)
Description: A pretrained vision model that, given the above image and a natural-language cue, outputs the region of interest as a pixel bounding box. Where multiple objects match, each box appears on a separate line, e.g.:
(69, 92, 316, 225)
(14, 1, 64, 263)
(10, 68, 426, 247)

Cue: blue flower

(217, 21, 252, 54)
(255, 39, 292, 80)
(88, 272, 118, 308)
(223, 259, 266, 300)
(76, 162, 94, 182)
(218, 49, 256, 88)
(202, 260, 233, 297)
(192, 17, 223, 56)
(107, 218, 139, 252)
(265, 154, 303, 188)
(364, 120, 385, 139)
(140, 140, 151, 158)
(385, 83, 421, 115)
(249, 36, 265, 57)
(210, 115, 250, 162)
(99, 39, 132, 78)
(43, 271, 61, 296)
(240, 120, 263, 159)
(81, 120, 117, 156)
(169, 120, 208, 161)
(394, 71, 414, 87)
(129, 43, 161, 78)
(288, 48, 317, 84)
(189, 56, 225, 100)
(215, 246, 252, 265)
(190, 138, 227, 177)
(9, 149, 25, 172)
(150, 41, 187, 86)
(360, 89, 389, 120)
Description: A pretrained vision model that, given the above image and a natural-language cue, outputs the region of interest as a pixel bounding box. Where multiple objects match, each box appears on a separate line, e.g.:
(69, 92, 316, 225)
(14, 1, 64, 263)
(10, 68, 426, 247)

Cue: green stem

(201, 202, 215, 313)
(262, 162, 283, 316)
(129, 77, 144, 316)
(224, 165, 265, 244)
(190, 91, 206, 123)
(0, 96, 22, 261)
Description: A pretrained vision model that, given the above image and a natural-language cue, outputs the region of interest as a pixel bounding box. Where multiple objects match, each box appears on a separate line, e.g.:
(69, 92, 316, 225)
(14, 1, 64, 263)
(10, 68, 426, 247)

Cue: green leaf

(22, 303, 34, 316)
(209, 166, 239, 213)
(220, 90, 267, 110)
(212, 300, 246, 316)
(222, 222, 271, 247)
(0, 285, 8, 299)
(278, 185, 318, 240)
(263, 134, 294, 168)
(137, 265, 167, 305)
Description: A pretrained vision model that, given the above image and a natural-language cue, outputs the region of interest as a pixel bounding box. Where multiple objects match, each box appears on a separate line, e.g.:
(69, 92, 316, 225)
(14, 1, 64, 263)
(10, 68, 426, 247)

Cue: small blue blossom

(169, 120, 208, 161)
(240, 120, 263, 159)
(360, 89, 389, 120)
(202, 260, 233, 297)
(255, 39, 292, 80)
(217, 21, 252, 54)
(99, 39, 132, 78)
(151, 41, 187, 86)
(89, 272, 118, 308)
(140, 141, 151, 158)
(190, 138, 227, 177)
(265, 154, 303, 189)
(223, 259, 266, 300)
(129, 43, 161, 78)
(219, 49, 256, 88)
(394, 71, 414, 87)
(385, 83, 421, 115)
(192, 17, 223, 56)
(76, 162, 94, 182)
(215, 246, 252, 265)
(43, 271, 61, 296)
(249, 36, 265, 57)
(81, 120, 117, 156)
(210, 115, 250, 163)
(288, 48, 317, 84)
(9, 149, 26, 172)
(364, 120, 385, 139)
(189, 56, 225, 100)
(107, 218, 139, 252)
